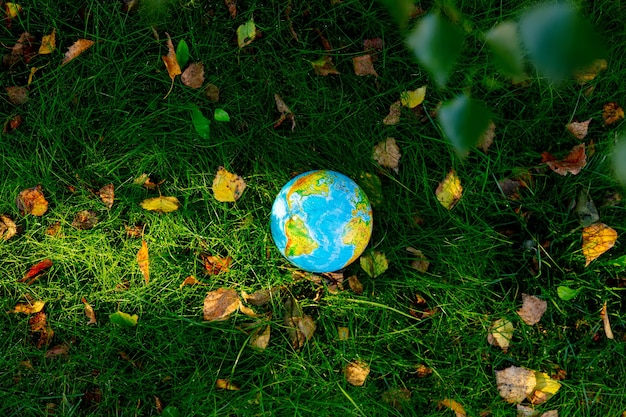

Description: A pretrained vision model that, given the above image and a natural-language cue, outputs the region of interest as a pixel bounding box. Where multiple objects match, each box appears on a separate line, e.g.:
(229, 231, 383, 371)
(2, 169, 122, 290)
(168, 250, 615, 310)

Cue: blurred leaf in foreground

(485, 21, 524, 79)
(439, 95, 492, 156)
(614, 138, 626, 186)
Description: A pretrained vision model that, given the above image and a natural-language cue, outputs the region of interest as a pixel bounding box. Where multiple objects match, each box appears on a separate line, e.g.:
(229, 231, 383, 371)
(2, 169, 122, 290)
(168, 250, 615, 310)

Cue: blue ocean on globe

(270, 170, 373, 273)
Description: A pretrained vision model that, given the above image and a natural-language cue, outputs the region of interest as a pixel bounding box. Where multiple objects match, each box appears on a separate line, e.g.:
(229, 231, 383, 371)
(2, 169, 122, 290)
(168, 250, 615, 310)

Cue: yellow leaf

(531, 371, 561, 405)
(27, 66, 38, 85)
(39, 29, 56, 55)
(345, 360, 370, 386)
(8, 300, 45, 314)
(582, 223, 617, 266)
(140, 196, 180, 213)
(436, 169, 462, 210)
(216, 379, 240, 390)
(212, 166, 246, 202)
(438, 399, 467, 416)
(237, 17, 256, 48)
(137, 240, 149, 284)
(574, 59, 608, 85)
(0, 214, 17, 240)
(179, 275, 206, 289)
(5, 3, 22, 18)
(61, 39, 95, 65)
(17, 185, 48, 216)
(400, 86, 427, 108)
(487, 318, 514, 352)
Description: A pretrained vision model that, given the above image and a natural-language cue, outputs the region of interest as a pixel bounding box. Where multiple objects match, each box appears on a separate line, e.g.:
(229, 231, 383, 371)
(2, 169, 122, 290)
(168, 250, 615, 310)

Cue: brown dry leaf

(436, 169, 463, 210)
(477, 120, 496, 152)
(600, 302, 614, 340)
(274, 94, 296, 131)
(140, 196, 180, 213)
(406, 247, 430, 273)
(347, 275, 363, 295)
(29, 312, 54, 348)
(337, 326, 349, 340)
(61, 39, 94, 65)
(566, 119, 591, 140)
(345, 360, 370, 386)
(311, 56, 340, 76)
(284, 297, 316, 349)
(224, 0, 237, 18)
(582, 222, 617, 266)
(439, 399, 467, 417)
(382, 388, 412, 412)
(542, 143, 587, 176)
(99, 183, 114, 209)
(487, 318, 514, 352)
(81, 297, 97, 325)
(603, 102, 624, 125)
(0, 214, 17, 240)
(215, 379, 240, 390)
(137, 240, 149, 284)
(161, 33, 181, 99)
(203, 254, 232, 275)
(383, 101, 401, 126)
(203, 288, 241, 321)
(72, 210, 98, 230)
(125, 224, 143, 238)
(19, 259, 53, 285)
(212, 166, 246, 202)
(496, 366, 537, 404)
(3, 114, 23, 134)
(517, 294, 547, 325)
(17, 185, 48, 216)
(353, 55, 378, 76)
(39, 29, 56, 55)
(242, 287, 280, 306)
(45, 343, 70, 358)
(249, 325, 271, 350)
(179, 275, 206, 289)
(45, 221, 61, 237)
(181, 62, 205, 89)
(8, 300, 45, 314)
(415, 364, 433, 378)
(373, 137, 401, 173)
(363, 37, 383, 60)
(574, 59, 608, 84)
(204, 83, 220, 102)
(6, 86, 29, 105)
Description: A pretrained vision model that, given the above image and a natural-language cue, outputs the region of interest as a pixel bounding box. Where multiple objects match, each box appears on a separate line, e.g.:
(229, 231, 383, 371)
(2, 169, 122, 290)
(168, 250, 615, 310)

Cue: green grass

(1, 0, 626, 416)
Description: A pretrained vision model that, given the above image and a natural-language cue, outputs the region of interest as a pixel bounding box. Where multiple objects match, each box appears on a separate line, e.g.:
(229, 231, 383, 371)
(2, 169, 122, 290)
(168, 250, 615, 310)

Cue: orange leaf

(215, 379, 240, 390)
(438, 399, 467, 416)
(81, 297, 97, 325)
(542, 143, 586, 176)
(0, 214, 17, 240)
(137, 240, 150, 284)
(19, 259, 53, 285)
(161, 32, 181, 99)
(582, 223, 617, 266)
(17, 185, 48, 216)
(61, 39, 94, 65)
(203, 254, 232, 275)
(344, 360, 370, 386)
(8, 300, 45, 314)
(179, 275, 206, 288)
(603, 102, 624, 125)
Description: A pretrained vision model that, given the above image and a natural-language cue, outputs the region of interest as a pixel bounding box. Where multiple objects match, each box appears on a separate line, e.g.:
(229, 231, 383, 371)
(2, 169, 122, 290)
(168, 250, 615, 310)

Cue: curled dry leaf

(17, 185, 48, 216)
(81, 297, 97, 325)
(542, 143, 587, 176)
(140, 196, 180, 213)
(137, 240, 149, 284)
(216, 379, 240, 390)
(383, 101, 401, 126)
(496, 366, 536, 404)
(487, 318, 514, 352)
(603, 102, 624, 125)
(436, 169, 463, 210)
(19, 259, 53, 285)
(517, 294, 547, 325)
(99, 183, 114, 209)
(400, 86, 427, 109)
(566, 119, 591, 140)
(6, 86, 29, 105)
(0, 214, 17, 240)
(212, 166, 246, 202)
(582, 222, 617, 266)
(181, 62, 205, 89)
(347, 275, 363, 295)
(161, 33, 181, 99)
(274, 94, 296, 131)
(311, 56, 340, 76)
(203, 288, 241, 321)
(61, 39, 94, 65)
(29, 311, 54, 348)
(352, 55, 378, 76)
(72, 210, 98, 230)
(203, 254, 232, 275)
(39, 29, 56, 55)
(600, 302, 614, 340)
(373, 137, 401, 173)
(8, 300, 45, 314)
(438, 399, 467, 417)
(242, 287, 280, 306)
(345, 360, 370, 386)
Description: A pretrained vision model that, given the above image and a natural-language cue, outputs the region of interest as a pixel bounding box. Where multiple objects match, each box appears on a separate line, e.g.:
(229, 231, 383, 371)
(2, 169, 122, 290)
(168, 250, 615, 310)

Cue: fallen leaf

(274, 94, 296, 131)
(29, 311, 54, 348)
(17, 185, 48, 216)
(61, 39, 94, 65)
(225, 0, 237, 18)
(575, 190, 599, 227)
(125, 224, 143, 238)
(382, 388, 412, 412)
(540, 411, 559, 417)
(400, 86, 427, 109)
(81, 297, 97, 325)
(190, 105, 210, 139)
(517, 294, 547, 325)
(99, 183, 114, 208)
(204, 83, 220, 102)
(566, 119, 591, 140)
(216, 379, 240, 390)
(27, 67, 38, 85)
(416, 364, 433, 378)
(603, 102, 624, 125)
(181, 62, 205, 89)
(582, 222, 617, 266)
(8, 300, 45, 314)
(359, 251, 388, 278)
(45, 343, 70, 358)
(212, 166, 246, 202)
(311, 56, 340, 76)
(574, 59, 608, 84)
(0, 214, 17, 240)
(109, 311, 138, 327)
(406, 247, 430, 273)
(3, 114, 23, 134)
(600, 302, 614, 340)
(373, 137, 401, 173)
(203, 254, 232, 275)
(5, 3, 22, 18)
(337, 327, 349, 340)
(347, 275, 363, 295)
(176, 39, 190, 68)
(477, 120, 496, 152)
(39, 29, 56, 55)
(542, 143, 587, 175)
(180, 275, 206, 288)
(352, 55, 378, 76)
(487, 318, 514, 352)
(237, 17, 256, 48)
(363, 37, 383, 60)
(436, 169, 463, 210)
(242, 287, 280, 306)
(383, 101, 401, 125)
(137, 240, 149, 284)
(214, 108, 230, 122)
(496, 366, 537, 404)
(140, 196, 180, 213)
(161, 33, 181, 99)
(249, 325, 271, 350)
(19, 259, 53, 285)
(72, 210, 98, 230)
(345, 360, 370, 386)
(439, 399, 467, 416)
(45, 221, 61, 236)
(6, 86, 29, 105)
(283, 297, 316, 349)
(203, 288, 241, 321)
(357, 172, 383, 206)
(530, 371, 562, 405)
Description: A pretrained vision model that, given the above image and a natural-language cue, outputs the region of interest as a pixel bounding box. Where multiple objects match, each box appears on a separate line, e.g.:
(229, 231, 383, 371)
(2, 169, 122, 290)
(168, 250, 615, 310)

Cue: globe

(270, 170, 373, 273)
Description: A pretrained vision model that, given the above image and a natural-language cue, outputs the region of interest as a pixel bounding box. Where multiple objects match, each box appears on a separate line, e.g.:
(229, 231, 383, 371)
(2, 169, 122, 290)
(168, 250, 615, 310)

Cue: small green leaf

(176, 40, 190, 69)
(485, 21, 524, 79)
(190, 105, 210, 139)
(161, 406, 180, 417)
(557, 286, 581, 301)
(406, 13, 464, 87)
(360, 251, 388, 278)
(110, 311, 139, 327)
(237, 18, 256, 48)
(214, 108, 230, 122)
(438, 94, 492, 156)
(611, 254, 626, 267)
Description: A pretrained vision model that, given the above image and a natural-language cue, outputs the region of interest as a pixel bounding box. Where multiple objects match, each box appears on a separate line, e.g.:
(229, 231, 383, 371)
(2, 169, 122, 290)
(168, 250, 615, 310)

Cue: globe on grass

(270, 170, 373, 273)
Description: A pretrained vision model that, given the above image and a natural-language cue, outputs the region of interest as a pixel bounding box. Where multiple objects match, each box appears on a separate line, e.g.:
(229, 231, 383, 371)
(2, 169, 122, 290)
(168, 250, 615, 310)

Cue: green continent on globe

(284, 216, 319, 257)
(342, 188, 373, 266)
(286, 171, 331, 207)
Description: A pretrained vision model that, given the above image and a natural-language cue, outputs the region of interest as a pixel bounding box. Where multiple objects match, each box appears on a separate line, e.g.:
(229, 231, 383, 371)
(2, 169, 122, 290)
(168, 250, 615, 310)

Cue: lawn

(1, 0, 625, 416)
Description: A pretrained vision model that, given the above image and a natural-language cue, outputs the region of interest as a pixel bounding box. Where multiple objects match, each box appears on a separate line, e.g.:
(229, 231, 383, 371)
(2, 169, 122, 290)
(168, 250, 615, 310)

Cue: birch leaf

(140, 196, 180, 213)
(582, 223, 617, 266)
(61, 39, 94, 65)
(137, 240, 149, 284)
(212, 166, 246, 202)
(39, 29, 56, 55)
(436, 169, 463, 210)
